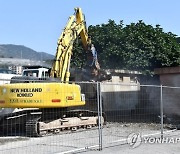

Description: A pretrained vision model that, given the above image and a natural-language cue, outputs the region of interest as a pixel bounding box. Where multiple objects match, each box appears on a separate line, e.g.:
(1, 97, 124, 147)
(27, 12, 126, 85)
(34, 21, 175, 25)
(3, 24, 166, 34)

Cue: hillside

(0, 44, 54, 60)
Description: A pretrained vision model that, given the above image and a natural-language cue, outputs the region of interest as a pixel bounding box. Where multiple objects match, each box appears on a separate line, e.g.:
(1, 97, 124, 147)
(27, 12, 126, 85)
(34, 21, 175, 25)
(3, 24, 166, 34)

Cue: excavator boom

(51, 8, 92, 82)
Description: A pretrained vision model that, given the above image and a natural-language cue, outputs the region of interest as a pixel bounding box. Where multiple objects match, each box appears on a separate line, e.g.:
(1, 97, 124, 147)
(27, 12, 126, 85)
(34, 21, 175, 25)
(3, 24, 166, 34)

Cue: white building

(8, 65, 23, 74)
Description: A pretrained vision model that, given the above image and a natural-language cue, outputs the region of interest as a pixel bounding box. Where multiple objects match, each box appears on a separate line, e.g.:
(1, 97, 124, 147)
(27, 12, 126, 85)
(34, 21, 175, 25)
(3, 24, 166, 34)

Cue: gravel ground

(0, 122, 179, 154)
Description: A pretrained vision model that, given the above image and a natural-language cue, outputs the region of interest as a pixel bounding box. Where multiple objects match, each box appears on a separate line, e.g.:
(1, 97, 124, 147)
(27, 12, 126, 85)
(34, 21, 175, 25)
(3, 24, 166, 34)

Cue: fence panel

(100, 83, 163, 148)
(162, 86, 180, 128)
(0, 80, 101, 154)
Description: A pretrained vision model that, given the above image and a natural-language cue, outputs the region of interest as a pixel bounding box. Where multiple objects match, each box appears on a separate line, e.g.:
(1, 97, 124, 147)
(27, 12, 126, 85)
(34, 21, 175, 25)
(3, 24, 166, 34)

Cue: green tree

(71, 39, 86, 68)
(72, 20, 180, 74)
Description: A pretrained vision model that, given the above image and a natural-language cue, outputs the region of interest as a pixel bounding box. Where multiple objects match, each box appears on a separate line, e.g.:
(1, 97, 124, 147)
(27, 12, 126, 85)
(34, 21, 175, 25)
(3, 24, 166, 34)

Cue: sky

(0, 0, 180, 55)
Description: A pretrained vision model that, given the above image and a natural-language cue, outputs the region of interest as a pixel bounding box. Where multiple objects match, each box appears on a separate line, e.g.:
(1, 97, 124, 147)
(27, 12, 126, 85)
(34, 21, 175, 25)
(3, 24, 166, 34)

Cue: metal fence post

(160, 85, 163, 139)
(99, 82, 103, 150)
(97, 82, 103, 150)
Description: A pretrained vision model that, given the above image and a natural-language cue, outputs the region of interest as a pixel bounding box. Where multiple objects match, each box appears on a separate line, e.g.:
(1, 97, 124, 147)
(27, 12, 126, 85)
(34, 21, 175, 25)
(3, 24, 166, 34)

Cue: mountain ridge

(0, 44, 54, 60)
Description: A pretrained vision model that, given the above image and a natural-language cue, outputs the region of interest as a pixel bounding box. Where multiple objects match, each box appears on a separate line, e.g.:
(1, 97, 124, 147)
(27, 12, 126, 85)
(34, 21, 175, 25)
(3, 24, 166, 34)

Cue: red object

(52, 99, 61, 103)
(0, 100, 5, 104)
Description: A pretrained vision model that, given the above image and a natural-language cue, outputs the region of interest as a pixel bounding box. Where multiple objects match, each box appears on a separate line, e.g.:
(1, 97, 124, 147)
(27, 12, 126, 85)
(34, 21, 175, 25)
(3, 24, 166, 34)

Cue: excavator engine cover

(0, 82, 85, 108)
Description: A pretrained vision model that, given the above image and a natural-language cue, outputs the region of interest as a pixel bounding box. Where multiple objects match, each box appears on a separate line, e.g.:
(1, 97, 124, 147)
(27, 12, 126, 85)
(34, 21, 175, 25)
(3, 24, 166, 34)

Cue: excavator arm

(50, 8, 92, 82)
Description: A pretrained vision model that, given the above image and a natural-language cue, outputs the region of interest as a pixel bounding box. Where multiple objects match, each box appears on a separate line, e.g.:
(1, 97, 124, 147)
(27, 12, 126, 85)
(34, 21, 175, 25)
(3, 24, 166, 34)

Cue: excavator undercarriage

(0, 108, 105, 137)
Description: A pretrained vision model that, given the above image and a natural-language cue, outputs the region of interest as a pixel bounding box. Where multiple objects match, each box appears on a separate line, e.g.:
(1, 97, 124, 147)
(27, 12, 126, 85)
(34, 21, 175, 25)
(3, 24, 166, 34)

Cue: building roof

(154, 66, 180, 75)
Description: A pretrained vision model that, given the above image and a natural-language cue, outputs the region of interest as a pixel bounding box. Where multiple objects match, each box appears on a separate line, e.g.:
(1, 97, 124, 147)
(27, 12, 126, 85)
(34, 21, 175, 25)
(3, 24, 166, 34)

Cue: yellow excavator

(0, 8, 104, 136)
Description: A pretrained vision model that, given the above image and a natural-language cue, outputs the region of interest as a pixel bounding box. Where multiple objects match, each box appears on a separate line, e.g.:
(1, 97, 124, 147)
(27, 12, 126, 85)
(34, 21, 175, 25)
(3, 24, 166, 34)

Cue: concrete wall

(101, 76, 140, 112)
(77, 76, 140, 114)
(155, 67, 180, 117)
(160, 74, 180, 87)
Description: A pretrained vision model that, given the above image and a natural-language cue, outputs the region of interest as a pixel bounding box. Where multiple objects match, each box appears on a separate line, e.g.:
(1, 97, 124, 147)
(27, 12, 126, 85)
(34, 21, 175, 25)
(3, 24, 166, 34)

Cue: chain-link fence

(99, 83, 180, 150)
(0, 79, 180, 153)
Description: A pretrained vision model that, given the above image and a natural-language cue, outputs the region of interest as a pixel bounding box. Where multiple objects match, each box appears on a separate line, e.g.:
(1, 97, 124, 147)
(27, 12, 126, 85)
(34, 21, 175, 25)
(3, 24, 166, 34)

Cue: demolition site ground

(0, 122, 180, 154)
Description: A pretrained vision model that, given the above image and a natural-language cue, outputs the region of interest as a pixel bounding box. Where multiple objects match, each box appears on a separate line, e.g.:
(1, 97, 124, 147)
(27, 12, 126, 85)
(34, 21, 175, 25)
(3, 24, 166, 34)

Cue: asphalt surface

(0, 122, 179, 154)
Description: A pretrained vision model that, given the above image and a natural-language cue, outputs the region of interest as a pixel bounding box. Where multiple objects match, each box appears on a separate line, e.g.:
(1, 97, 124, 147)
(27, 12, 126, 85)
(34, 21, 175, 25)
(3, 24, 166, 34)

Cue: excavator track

(0, 109, 105, 137)
(25, 110, 105, 137)
(26, 117, 41, 137)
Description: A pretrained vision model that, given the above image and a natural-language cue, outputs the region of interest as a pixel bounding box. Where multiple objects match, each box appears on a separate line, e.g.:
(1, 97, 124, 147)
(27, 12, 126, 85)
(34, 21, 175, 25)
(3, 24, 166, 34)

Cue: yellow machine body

(0, 83, 85, 108)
